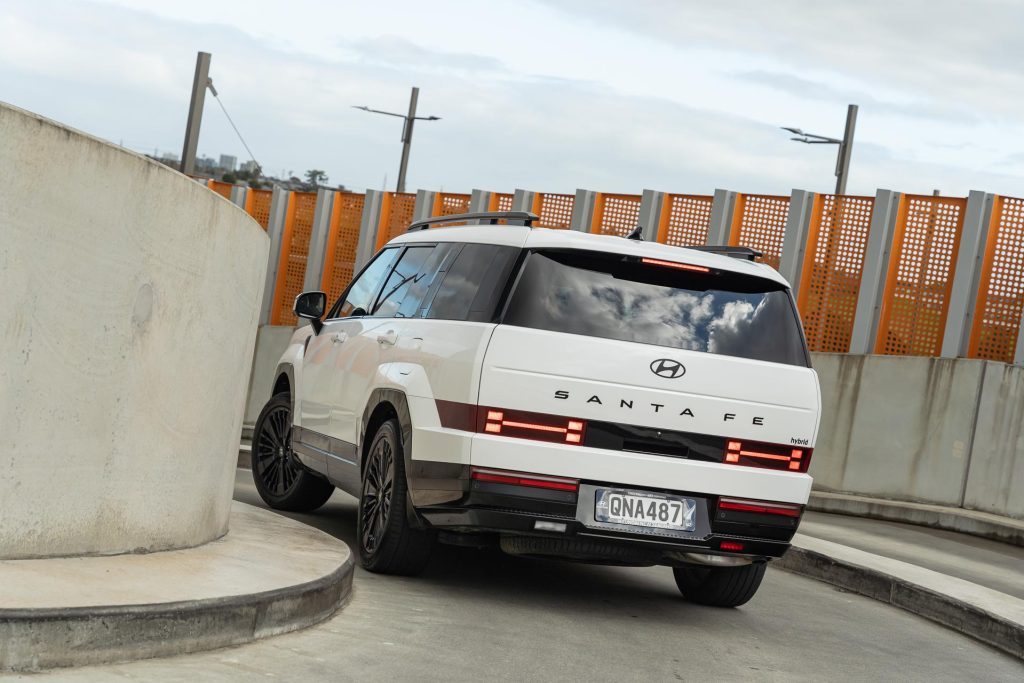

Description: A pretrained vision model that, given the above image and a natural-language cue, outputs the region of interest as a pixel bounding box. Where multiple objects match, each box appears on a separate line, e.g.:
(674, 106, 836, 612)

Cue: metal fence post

(229, 185, 248, 209)
(779, 189, 816, 291)
(355, 190, 385, 272)
(638, 190, 665, 242)
(941, 191, 994, 358)
(469, 189, 492, 215)
(849, 189, 902, 354)
(511, 189, 536, 213)
(707, 189, 737, 245)
(259, 186, 291, 326)
(1015, 314, 1024, 366)
(302, 188, 335, 296)
(413, 189, 438, 222)
(570, 189, 597, 232)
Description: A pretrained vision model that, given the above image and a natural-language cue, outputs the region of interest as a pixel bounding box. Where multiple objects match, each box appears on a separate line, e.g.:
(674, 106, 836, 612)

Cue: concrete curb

(777, 535, 1024, 661)
(808, 491, 1024, 547)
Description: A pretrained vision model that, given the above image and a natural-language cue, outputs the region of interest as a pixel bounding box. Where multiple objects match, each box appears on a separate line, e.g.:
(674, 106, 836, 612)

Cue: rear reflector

(725, 439, 811, 473)
(641, 257, 710, 273)
(470, 467, 579, 493)
(718, 497, 802, 518)
(719, 541, 745, 552)
(480, 407, 586, 446)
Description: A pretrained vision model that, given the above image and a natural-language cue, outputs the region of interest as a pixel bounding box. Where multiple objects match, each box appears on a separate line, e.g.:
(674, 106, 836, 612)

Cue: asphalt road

(11, 470, 1023, 682)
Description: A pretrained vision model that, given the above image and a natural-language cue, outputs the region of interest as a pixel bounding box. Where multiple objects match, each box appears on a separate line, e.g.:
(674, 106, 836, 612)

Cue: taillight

(470, 467, 579, 492)
(479, 407, 586, 446)
(719, 540, 746, 552)
(641, 257, 710, 273)
(724, 439, 811, 473)
(718, 497, 802, 518)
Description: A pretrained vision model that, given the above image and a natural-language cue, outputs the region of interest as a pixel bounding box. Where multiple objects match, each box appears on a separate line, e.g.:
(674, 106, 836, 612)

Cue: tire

(672, 561, 767, 607)
(357, 418, 434, 575)
(251, 392, 334, 512)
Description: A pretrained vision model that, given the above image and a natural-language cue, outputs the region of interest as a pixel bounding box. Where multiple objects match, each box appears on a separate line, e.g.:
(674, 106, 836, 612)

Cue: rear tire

(251, 392, 334, 512)
(357, 418, 434, 575)
(672, 561, 767, 607)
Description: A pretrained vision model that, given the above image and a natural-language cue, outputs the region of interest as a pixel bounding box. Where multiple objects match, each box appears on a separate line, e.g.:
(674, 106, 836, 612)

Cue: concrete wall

(809, 353, 1023, 520)
(0, 103, 269, 559)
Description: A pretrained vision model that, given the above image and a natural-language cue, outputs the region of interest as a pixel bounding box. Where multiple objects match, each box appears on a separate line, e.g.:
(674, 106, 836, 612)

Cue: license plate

(594, 488, 696, 531)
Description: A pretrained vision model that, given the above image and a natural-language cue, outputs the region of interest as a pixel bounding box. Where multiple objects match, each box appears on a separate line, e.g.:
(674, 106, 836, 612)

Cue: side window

(333, 248, 400, 318)
(371, 246, 434, 318)
(396, 243, 458, 319)
(425, 244, 520, 322)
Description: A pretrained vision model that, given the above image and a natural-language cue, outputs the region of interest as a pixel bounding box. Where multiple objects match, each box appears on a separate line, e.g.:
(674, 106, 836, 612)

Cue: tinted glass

(396, 243, 458, 319)
(503, 250, 808, 366)
(334, 248, 400, 318)
(426, 244, 520, 322)
(372, 246, 435, 318)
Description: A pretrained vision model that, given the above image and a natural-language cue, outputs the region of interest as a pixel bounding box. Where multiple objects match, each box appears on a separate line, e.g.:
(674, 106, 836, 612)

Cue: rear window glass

(425, 244, 520, 322)
(502, 250, 808, 367)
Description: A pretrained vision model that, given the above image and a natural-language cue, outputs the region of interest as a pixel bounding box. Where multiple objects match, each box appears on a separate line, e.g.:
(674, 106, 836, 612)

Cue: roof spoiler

(684, 245, 762, 262)
(407, 211, 539, 232)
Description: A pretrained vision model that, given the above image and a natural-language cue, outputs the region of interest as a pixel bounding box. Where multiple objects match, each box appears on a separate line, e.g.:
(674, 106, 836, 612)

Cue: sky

(2, 0, 1022, 197)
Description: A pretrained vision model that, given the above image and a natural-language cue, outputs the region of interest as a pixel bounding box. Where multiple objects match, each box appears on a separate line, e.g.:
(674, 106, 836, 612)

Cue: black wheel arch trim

(273, 363, 296, 413)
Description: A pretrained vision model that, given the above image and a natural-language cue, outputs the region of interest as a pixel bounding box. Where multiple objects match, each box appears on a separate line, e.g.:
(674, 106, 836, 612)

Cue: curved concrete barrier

(0, 103, 269, 558)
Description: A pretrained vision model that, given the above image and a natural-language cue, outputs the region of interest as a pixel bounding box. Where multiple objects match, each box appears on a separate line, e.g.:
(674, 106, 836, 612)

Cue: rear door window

(425, 244, 520, 322)
(371, 246, 435, 318)
(502, 249, 809, 366)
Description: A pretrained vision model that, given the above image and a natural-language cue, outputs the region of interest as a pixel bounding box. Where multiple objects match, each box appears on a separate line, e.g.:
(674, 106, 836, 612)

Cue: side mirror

(294, 291, 327, 334)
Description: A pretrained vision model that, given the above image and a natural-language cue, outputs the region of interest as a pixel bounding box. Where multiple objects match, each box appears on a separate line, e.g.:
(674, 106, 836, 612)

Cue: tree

(305, 169, 328, 187)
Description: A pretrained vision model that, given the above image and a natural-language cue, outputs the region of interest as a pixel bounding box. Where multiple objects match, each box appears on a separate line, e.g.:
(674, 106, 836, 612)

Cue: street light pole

(782, 103, 859, 195)
(354, 87, 440, 194)
(181, 51, 212, 176)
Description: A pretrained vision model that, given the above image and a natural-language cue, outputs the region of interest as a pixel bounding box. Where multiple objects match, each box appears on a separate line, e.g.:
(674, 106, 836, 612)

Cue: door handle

(376, 330, 398, 346)
(331, 332, 348, 344)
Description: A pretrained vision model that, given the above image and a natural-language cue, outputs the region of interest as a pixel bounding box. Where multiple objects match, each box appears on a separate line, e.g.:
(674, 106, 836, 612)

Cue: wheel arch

(273, 363, 296, 413)
(360, 389, 412, 473)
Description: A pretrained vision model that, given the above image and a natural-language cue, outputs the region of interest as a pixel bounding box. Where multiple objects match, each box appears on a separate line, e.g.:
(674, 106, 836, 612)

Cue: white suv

(251, 211, 820, 607)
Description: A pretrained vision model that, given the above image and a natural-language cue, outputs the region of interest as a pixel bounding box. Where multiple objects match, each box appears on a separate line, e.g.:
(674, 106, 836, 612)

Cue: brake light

(641, 257, 710, 273)
(724, 439, 811, 473)
(718, 497, 802, 518)
(470, 467, 579, 492)
(480, 407, 586, 446)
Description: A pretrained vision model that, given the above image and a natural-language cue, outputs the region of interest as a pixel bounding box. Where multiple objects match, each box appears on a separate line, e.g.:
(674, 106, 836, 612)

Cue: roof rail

(407, 211, 540, 232)
(685, 245, 763, 262)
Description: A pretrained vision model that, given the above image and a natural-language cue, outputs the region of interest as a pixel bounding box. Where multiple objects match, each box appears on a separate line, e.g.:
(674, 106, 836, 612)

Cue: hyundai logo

(650, 358, 686, 379)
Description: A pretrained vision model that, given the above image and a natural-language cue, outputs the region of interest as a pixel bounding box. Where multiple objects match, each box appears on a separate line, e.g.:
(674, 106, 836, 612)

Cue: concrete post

(1015, 314, 1024, 366)
(570, 189, 597, 232)
(229, 185, 248, 209)
(849, 189, 902, 354)
(638, 190, 665, 242)
(303, 188, 335, 295)
(180, 51, 211, 176)
(259, 186, 290, 326)
(412, 189, 437, 223)
(355, 190, 385, 271)
(941, 191, 995, 358)
(779, 190, 816, 291)
(707, 189, 738, 246)
(469, 189, 492, 215)
(511, 189, 536, 213)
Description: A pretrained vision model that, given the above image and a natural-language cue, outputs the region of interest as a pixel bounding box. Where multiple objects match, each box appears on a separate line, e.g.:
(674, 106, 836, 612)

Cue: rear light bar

(718, 497, 802, 518)
(724, 439, 812, 473)
(470, 467, 579, 493)
(480, 407, 586, 446)
(641, 257, 710, 273)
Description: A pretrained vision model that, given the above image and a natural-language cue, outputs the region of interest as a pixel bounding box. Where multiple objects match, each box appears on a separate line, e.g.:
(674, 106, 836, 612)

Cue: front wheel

(357, 418, 434, 575)
(672, 561, 767, 607)
(251, 392, 334, 512)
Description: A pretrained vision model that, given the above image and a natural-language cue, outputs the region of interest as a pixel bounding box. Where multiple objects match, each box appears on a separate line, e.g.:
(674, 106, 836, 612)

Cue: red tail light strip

(718, 497, 802, 518)
(470, 467, 579, 492)
(434, 400, 587, 446)
(725, 439, 811, 473)
(641, 257, 710, 273)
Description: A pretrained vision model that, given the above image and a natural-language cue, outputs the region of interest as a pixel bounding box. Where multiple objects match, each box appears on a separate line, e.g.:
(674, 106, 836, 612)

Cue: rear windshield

(502, 250, 809, 367)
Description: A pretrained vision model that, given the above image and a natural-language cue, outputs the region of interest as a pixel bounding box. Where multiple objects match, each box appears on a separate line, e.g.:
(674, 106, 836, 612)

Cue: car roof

(387, 225, 790, 287)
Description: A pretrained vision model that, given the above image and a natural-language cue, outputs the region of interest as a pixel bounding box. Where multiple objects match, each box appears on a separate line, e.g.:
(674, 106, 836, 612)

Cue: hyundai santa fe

(251, 210, 821, 607)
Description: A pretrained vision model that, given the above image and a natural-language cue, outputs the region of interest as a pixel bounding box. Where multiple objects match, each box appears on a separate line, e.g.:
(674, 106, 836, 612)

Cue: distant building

(240, 159, 259, 174)
(219, 154, 237, 171)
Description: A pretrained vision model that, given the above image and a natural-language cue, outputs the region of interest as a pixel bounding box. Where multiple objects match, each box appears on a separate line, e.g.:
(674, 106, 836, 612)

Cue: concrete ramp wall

(0, 103, 269, 558)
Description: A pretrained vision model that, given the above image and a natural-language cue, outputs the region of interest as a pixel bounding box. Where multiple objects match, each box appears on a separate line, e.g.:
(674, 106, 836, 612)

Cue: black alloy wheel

(360, 430, 395, 555)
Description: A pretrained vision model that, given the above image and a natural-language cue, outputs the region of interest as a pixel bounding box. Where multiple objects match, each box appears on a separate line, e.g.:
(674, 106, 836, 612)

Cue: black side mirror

(294, 291, 327, 334)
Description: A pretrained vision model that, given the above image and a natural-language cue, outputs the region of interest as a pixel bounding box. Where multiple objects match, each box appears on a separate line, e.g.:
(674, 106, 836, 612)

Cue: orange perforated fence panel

(321, 191, 366, 305)
(207, 179, 233, 199)
(875, 194, 967, 356)
(797, 195, 875, 353)
(436, 192, 471, 216)
(245, 189, 273, 230)
(531, 193, 575, 229)
(657, 194, 713, 246)
(591, 193, 641, 237)
(270, 192, 318, 326)
(491, 193, 514, 212)
(968, 195, 1024, 362)
(729, 194, 790, 269)
(376, 192, 417, 248)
